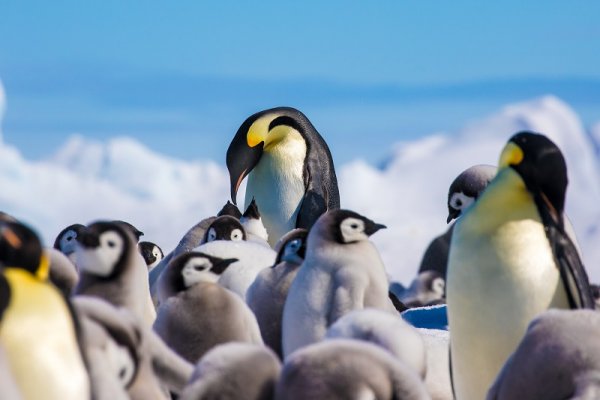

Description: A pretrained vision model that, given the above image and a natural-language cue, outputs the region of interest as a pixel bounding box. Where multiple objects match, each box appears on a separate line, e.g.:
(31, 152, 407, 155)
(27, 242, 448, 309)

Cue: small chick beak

(364, 222, 387, 237)
(447, 208, 461, 224)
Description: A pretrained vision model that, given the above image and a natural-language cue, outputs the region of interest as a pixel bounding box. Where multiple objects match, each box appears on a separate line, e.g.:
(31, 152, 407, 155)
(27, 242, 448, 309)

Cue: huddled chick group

(1, 107, 600, 400)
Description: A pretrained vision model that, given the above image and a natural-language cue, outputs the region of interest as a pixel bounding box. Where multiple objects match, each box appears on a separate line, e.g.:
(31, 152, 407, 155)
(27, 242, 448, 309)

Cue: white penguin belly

(245, 138, 306, 246)
(1, 272, 89, 400)
(447, 217, 568, 400)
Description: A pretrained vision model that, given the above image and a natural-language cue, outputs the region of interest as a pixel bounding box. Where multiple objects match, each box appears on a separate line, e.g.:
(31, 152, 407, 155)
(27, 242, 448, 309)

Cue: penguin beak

(447, 208, 460, 224)
(226, 131, 264, 205)
(364, 221, 387, 237)
(77, 230, 100, 249)
(212, 258, 239, 275)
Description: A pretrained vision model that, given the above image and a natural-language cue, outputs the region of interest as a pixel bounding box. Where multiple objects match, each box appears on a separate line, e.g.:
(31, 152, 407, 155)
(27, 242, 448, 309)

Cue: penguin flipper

(550, 227, 595, 309)
(296, 189, 327, 230)
(296, 160, 339, 230)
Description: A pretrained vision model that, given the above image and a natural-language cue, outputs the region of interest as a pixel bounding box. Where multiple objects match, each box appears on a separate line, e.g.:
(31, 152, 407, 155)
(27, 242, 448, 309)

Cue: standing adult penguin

(447, 131, 594, 400)
(227, 107, 340, 246)
(281, 209, 394, 358)
(0, 221, 90, 399)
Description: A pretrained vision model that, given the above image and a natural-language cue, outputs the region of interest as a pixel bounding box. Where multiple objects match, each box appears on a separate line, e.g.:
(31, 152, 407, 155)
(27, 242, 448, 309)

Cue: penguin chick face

(138, 241, 163, 268)
(317, 210, 386, 245)
(76, 222, 130, 278)
(105, 337, 136, 388)
(0, 221, 47, 278)
(203, 216, 246, 243)
(168, 252, 238, 291)
(226, 107, 309, 204)
(280, 237, 306, 265)
(499, 131, 568, 222)
(54, 223, 85, 255)
(447, 165, 497, 223)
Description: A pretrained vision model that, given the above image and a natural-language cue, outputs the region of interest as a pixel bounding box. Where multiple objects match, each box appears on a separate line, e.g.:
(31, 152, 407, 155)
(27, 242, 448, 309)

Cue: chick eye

(66, 236, 73, 242)
(207, 228, 217, 242)
(107, 241, 116, 248)
(230, 229, 243, 241)
(194, 265, 205, 271)
(351, 224, 359, 229)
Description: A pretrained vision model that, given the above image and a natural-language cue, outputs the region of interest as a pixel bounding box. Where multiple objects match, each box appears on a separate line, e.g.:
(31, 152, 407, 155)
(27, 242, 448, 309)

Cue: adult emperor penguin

(281, 209, 395, 358)
(447, 131, 595, 400)
(0, 221, 90, 399)
(74, 221, 156, 326)
(227, 107, 340, 246)
(154, 252, 263, 363)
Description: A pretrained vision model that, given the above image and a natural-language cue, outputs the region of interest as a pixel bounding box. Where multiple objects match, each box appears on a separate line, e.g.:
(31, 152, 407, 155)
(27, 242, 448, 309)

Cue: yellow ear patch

(36, 254, 50, 281)
(1, 227, 22, 249)
(499, 142, 524, 167)
(247, 114, 282, 148)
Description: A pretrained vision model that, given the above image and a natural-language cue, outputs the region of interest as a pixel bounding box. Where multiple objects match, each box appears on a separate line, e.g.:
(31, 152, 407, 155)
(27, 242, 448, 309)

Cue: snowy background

(1, 79, 598, 285)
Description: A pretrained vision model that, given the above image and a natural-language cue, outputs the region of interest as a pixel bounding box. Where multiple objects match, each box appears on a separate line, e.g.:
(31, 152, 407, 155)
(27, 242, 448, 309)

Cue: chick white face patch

(230, 228, 244, 241)
(181, 257, 219, 287)
(59, 229, 79, 255)
(449, 192, 475, 213)
(340, 217, 368, 243)
(76, 231, 124, 277)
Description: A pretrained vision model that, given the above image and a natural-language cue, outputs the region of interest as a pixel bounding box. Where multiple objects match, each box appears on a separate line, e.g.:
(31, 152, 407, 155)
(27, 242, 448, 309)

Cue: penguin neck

(245, 132, 307, 245)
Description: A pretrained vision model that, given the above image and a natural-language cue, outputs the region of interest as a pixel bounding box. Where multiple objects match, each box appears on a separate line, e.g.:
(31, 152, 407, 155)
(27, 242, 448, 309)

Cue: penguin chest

(447, 217, 568, 400)
(246, 141, 307, 244)
(0, 271, 89, 400)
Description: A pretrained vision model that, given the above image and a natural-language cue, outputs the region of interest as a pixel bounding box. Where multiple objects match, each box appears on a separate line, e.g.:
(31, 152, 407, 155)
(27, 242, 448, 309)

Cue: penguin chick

(47, 247, 79, 297)
(282, 209, 394, 358)
(201, 215, 246, 244)
(0, 221, 90, 400)
(227, 107, 340, 246)
(138, 241, 164, 271)
(181, 343, 281, 400)
(113, 220, 144, 242)
(74, 221, 156, 326)
(217, 200, 242, 219)
(447, 132, 595, 400)
(240, 198, 270, 247)
(154, 252, 263, 363)
(246, 228, 308, 358)
(195, 239, 277, 299)
(446, 164, 498, 224)
(488, 309, 600, 400)
(54, 223, 86, 265)
(275, 339, 430, 400)
(392, 271, 446, 309)
(325, 309, 427, 378)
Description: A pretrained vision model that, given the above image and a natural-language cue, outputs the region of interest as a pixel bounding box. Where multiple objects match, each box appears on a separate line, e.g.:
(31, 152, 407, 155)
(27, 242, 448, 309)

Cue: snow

(0, 91, 599, 285)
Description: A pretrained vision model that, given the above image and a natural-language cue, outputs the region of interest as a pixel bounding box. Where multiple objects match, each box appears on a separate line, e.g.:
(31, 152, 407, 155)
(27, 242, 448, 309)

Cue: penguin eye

(230, 229, 243, 241)
(194, 265, 206, 271)
(207, 228, 217, 242)
(107, 240, 116, 248)
(351, 223, 359, 229)
(455, 199, 462, 207)
(66, 235, 73, 242)
(288, 239, 301, 252)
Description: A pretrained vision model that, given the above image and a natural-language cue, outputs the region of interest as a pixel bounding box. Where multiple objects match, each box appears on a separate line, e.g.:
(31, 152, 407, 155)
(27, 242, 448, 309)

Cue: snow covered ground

(0, 84, 599, 285)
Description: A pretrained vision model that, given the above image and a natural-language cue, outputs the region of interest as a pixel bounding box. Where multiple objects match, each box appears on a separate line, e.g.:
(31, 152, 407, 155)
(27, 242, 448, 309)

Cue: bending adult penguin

(227, 107, 340, 246)
(281, 209, 394, 358)
(447, 131, 594, 400)
(0, 221, 90, 399)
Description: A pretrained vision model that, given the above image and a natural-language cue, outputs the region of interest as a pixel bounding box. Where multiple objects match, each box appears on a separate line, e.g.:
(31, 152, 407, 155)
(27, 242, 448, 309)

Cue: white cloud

(0, 95, 599, 285)
(0, 79, 5, 142)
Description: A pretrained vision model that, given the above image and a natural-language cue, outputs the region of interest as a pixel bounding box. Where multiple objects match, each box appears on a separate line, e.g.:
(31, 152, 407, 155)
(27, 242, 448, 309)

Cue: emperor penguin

(418, 164, 497, 276)
(447, 131, 595, 400)
(54, 223, 86, 265)
(138, 241, 164, 271)
(0, 221, 90, 399)
(154, 252, 263, 363)
(246, 228, 308, 358)
(487, 309, 600, 400)
(73, 221, 157, 326)
(281, 209, 395, 358)
(227, 107, 340, 246)
(275, 339, 430, 400)
(180, 343, 281, 400)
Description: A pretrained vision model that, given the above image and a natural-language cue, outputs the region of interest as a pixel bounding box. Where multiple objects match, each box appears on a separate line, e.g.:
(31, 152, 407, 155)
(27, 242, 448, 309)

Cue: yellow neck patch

(499, 142, 524, 168)
(247, 114, 282, 148)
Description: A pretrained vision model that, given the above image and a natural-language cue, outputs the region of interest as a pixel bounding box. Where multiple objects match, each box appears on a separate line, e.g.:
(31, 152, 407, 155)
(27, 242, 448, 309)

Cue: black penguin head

(226, 107, 312, 205)
(112, 220, 144, 242)
(275, 228, 308, 265)
(242, 198, 261, 220)
(0, 221, 48, 279)
(138, 241, 163, 268)
(320, 209, 386, 244)
(499, 131, 568, 226)
(167, 252, 238, 292)
(54, 223, 86, 255)
(202, 216, 246, 244)
(446, 165, 497, 223)
(76, 221, 134, 278)
(217, 201, 242, 219)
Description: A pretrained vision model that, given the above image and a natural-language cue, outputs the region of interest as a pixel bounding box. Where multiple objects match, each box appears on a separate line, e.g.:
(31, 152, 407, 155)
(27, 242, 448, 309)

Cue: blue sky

(1, 1, 599, 164)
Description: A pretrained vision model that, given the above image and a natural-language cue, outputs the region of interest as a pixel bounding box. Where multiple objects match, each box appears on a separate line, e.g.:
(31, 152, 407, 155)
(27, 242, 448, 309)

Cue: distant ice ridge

(0, 95, 599, 284)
